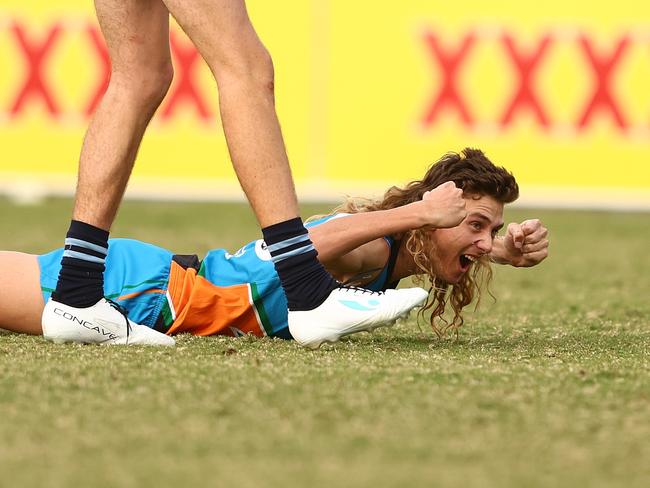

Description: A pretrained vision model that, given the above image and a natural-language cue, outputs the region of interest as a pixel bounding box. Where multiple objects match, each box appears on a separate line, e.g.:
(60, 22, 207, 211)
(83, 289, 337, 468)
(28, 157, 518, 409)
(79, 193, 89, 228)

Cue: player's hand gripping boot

(42, 298, 175, 346)
(288, 286, 428, 349)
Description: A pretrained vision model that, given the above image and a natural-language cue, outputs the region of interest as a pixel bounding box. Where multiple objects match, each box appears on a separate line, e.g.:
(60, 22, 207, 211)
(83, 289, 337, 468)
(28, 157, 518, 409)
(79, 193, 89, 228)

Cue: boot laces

(105, 298, 131, 342)
(339, 285, 384, 296)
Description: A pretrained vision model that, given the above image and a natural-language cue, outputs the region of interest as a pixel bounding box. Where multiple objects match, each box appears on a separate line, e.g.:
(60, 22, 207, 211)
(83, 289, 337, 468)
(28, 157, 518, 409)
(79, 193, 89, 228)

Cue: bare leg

(154, 1, 430, 345)
(161, 0, 298, 227)
(40, 0, 177, 346)
(158, 0, 340, 317)
(74, 0, 173, 230)
(0, 252, 43, 335)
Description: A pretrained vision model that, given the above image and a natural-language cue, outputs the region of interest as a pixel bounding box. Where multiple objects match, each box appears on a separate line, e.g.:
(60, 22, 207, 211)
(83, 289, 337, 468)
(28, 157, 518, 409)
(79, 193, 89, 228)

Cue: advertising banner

(1, 0, 649, 208)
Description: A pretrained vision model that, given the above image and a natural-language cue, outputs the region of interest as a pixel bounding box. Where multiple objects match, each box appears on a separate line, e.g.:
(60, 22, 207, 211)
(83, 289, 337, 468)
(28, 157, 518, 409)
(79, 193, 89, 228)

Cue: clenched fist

(417, 181, 467, 229)
(495, 219, 549, 267)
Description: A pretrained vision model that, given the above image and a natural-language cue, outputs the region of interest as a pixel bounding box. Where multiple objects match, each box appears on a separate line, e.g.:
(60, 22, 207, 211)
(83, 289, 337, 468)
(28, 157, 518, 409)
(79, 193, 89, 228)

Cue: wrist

(399, 202, 429, 229)
(489, 237, 510, 265)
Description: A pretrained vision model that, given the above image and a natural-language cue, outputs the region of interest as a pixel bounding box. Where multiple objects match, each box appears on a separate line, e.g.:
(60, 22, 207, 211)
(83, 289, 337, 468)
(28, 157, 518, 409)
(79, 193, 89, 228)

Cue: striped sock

(51, 220, 109, 308)
(262, 217, 338, 311)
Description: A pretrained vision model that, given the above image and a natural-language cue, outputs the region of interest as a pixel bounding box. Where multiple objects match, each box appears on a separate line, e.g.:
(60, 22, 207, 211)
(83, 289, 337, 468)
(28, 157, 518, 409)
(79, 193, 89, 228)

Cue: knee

(151, 62, 175, 103)
(249, 47, 275, 89)
(213, 44, 275, 96)
(135, 62, 174, 106)
(111, 61, 174, 108)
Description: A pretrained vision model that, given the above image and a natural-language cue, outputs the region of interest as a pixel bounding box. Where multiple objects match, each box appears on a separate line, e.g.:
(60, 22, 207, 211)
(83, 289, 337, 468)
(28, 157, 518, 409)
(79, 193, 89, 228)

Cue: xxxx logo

(421, 29, 639, 132)
(1, 19, 648, 133)
(3, 20, 213, 122)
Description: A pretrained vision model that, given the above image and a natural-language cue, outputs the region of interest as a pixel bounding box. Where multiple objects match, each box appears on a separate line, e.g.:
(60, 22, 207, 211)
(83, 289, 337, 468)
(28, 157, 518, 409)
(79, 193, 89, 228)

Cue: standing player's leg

(159, 0, 427, 347)
(161, 0, 337, 311)
(41, 0, 174, 346)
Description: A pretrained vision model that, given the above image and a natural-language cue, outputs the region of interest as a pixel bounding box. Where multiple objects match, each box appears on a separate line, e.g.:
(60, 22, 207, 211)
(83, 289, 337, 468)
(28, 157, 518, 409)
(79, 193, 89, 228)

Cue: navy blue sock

(51, 220, 108, 308)
(262, 217, 338, 311)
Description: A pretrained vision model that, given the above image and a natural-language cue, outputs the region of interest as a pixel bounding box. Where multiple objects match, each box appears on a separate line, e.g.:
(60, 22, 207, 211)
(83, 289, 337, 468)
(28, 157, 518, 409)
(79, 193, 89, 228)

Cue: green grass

(1, 197, 649, 488)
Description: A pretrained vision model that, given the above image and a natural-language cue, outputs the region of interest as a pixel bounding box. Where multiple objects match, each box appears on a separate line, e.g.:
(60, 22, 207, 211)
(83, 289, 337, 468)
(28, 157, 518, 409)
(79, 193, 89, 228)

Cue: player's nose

(476, 234, 493, 254)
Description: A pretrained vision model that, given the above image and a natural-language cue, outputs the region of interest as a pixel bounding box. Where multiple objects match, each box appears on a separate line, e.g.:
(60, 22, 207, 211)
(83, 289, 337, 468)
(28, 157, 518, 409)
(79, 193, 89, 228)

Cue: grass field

(1, 197, 649, 488)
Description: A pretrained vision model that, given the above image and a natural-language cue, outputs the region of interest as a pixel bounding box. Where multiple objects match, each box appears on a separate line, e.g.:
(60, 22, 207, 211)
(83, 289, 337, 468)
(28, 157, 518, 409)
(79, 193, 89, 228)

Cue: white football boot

(42, 298, 175, 346)
(288, 286, 428, 349)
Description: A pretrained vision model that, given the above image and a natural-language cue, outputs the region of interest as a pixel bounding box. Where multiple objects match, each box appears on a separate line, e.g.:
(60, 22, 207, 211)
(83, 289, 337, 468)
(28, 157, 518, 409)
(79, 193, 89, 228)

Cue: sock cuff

(64, 237, 108, 256)
(261, 217, 307, 245)
(60, 256, 106, 271)
(265, 233, 310, 253)
(68, 220, 109, 246)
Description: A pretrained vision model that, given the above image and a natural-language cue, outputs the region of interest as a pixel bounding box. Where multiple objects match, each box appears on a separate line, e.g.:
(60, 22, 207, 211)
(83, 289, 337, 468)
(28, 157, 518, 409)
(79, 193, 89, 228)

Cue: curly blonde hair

(334, 148, 519, 336)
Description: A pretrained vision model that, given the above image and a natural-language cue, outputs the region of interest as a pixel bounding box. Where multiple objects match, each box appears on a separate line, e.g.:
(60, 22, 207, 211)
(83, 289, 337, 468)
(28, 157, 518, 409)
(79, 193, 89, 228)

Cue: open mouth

(459, 254, 477, 271)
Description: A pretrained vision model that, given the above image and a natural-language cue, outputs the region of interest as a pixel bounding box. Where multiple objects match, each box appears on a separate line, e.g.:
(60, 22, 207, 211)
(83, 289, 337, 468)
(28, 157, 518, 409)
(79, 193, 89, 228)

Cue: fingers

(520, 249, 549, 266)
(509, 219, 549, 245)
(422, 181, 458, 200)
(520, 219, 545, 236)
(521, 238, 549, 253)
(520, 220, 549, 247)
(437, 181, 457, 190)
(420, 181, 466, 228)
(506, 222, 525, 249)
(516, 219, 549, 265)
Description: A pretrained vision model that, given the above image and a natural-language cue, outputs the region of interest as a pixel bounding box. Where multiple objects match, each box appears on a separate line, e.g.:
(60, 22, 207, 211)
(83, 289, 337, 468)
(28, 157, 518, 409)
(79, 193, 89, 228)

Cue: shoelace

(105, 298, 131, 343)
(339, 285, 385, 296)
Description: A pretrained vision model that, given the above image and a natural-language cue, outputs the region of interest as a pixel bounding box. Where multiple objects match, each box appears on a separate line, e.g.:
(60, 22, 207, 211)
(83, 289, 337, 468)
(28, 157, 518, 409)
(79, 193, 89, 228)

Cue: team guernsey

(37, 215, 398, 339)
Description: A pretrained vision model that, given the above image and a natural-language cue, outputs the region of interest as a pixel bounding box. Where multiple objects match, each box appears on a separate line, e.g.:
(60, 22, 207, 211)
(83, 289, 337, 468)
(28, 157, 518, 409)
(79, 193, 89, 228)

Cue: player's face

(428, 195, 504, 284)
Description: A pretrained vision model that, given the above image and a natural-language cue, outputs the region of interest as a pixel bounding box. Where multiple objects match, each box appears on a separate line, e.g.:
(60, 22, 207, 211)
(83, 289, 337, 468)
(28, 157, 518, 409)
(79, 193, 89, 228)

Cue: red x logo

(500, 33, 552, 128)
(162, 31, 212, 121)
(422, 31, 476, 127)
(84, 24, 111, 117)
(577, 35, 630, 130)
(9, 21, 62, 117)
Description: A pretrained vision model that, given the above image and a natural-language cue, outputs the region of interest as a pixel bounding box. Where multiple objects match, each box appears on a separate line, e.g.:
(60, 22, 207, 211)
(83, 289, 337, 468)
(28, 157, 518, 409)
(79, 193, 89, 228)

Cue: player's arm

(308, 181, 466, 266)
(490, 219, 549, 267)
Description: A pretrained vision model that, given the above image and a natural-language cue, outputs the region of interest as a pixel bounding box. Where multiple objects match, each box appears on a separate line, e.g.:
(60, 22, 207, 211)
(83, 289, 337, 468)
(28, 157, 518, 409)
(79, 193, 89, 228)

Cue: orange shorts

(161, 260, 266, 337)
